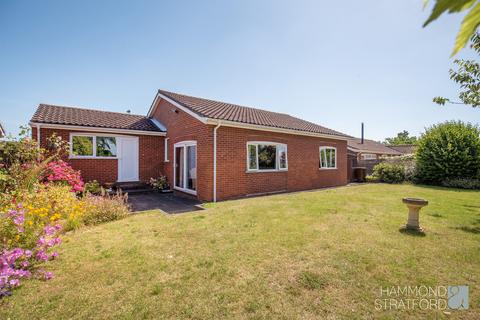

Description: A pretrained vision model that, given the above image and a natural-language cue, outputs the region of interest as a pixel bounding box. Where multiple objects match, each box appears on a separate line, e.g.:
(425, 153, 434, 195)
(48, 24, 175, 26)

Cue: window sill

(246, 169, 288, 173)
(319, 167, 337, 170)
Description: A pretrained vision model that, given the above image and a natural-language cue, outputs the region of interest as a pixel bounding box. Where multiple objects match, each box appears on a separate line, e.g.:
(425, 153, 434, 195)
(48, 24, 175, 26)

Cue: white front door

(118, 137, 139, 182)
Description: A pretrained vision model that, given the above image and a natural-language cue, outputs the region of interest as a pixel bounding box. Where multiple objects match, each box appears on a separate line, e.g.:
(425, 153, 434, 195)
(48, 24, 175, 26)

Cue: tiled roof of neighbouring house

(31, 104, 164, 132)
(347, 138, 402, 155)
(387, 144, 417, 155)
(157, 89, 350, 137)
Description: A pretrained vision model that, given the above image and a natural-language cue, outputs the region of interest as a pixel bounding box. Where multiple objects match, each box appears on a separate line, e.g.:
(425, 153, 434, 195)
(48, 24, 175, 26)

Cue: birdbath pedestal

(402, 198, 428, 232)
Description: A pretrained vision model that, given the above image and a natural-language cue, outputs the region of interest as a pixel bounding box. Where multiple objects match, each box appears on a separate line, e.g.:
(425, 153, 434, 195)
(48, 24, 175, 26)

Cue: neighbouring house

(30, 89, 350, 202)
(347, 137, 402, 180)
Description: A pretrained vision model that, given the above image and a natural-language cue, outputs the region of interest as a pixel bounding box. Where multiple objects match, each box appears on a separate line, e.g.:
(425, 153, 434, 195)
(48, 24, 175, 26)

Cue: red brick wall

(32, 128, 164, 184)
(215, 126, 348, 200)
(151, 99, 214, 201)
(151, 98, 348, 202)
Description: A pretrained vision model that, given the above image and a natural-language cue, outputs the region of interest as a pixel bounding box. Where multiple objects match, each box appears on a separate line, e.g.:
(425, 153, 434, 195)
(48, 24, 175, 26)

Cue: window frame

(69, 133, 119, 159)
(173, 140, 197, 195)
(164, 137, 170, 162)
(246, 141, 288, 172)
(319, 146, 337, 170)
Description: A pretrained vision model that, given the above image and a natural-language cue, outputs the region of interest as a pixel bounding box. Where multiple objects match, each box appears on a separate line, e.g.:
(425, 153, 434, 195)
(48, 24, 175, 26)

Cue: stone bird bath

(402, 198, 429, 232)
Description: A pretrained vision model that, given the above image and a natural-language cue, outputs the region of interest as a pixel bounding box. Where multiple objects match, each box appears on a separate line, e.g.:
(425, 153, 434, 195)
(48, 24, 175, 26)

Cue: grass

(1, 184, 479, 319)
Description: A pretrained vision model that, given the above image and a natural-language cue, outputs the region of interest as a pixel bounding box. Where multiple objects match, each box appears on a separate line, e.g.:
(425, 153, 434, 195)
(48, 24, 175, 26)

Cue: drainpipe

(213, 121, 222, 202)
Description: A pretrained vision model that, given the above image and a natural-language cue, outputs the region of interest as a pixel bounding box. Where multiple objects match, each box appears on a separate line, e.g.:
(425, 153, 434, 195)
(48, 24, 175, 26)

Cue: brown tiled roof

(387, 144, 417, 155)
(347, 138, 401, 155)
(31, 104, 164, 132)
(157, 89, 349, 137)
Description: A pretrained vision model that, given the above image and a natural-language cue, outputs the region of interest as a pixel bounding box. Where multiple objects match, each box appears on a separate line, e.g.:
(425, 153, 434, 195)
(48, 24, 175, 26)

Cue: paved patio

(127, 192, 203, 214)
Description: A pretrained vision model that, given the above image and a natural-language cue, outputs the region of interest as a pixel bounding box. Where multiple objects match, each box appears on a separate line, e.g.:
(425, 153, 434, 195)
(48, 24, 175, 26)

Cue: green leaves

(416, 121, 480, 184)
(423, 0, 480, 56)
(455, 3, 480, 56)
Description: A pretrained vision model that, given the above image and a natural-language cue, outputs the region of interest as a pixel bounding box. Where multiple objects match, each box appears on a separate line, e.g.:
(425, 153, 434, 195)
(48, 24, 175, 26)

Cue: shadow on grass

(456, 226, 480, 234)
(398, 227, 426, 237)
(414, 184, 480, 193)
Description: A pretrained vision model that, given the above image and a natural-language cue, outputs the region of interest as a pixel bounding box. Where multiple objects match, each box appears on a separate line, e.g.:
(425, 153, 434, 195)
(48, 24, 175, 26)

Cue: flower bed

(0, 129, 131, 298)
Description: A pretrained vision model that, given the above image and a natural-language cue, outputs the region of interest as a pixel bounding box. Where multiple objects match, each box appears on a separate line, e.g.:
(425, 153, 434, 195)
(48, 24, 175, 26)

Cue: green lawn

(1, 184, 479, 319)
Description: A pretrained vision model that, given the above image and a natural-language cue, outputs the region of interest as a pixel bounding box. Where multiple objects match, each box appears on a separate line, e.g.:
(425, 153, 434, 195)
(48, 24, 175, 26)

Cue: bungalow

(30, 90, 350, 202)
(347, 137, 402, 180)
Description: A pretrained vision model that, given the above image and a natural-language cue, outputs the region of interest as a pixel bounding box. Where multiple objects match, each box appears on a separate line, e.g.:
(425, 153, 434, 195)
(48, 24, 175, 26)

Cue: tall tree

(423, 0, 480, 56)
(433, 33, 480, 108)
(384, 131, 418, 145)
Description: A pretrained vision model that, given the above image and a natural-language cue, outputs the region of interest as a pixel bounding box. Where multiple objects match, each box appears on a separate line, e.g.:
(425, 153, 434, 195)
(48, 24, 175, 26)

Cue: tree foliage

(384, 130, 417, 145)
(416, 121, 480, 184)
(423, 0, 480, 56)
(434, 33, 480, 108)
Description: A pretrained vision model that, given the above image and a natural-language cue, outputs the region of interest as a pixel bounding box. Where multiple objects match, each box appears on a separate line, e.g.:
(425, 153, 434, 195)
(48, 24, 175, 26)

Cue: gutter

(213, 121, 222, 202)
(204, 118, 349, 141)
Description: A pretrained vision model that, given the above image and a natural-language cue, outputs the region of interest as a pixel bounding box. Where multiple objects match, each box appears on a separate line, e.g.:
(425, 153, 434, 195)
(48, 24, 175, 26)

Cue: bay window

(247, 142, 288, 171)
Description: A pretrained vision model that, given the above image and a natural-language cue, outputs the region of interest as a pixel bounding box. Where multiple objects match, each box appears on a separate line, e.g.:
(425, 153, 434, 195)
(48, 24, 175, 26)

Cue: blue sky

(0, 0, 479, 141)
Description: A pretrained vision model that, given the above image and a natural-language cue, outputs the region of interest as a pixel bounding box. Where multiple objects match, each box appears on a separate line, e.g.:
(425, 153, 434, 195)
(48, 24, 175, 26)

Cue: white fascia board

(29, 122, 166, 136)
(205, 119, 349, 141)
(147, 92, 208, 124)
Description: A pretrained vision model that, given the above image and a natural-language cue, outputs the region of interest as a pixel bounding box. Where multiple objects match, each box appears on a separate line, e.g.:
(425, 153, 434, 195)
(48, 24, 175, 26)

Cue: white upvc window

(361, 153, 377, 160)
(319, 146, 337, 169)
(174, 140, 197, 195)
(164, 138, 169, 162)
(70, 133, 117, 159)
(246, 141, 288, 172)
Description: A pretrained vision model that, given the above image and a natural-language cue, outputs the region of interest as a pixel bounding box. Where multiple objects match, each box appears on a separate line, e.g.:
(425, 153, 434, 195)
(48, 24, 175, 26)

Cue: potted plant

(149, 176, 171, 193)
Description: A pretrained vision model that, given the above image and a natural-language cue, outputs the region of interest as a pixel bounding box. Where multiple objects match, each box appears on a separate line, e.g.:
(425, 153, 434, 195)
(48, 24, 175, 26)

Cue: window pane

(72, 136, 93, 156)
(326, 149, 332, 167)
(258, 145, 276, 170)
(175, 147, 184, 188)
(248, 144, 257, 170)
(186, 145, 196, 191)
(320, 149, 327, 168)
(278, 145, 287, 169)
(96, 137, 117, 157)
(330, 149, 336, 167)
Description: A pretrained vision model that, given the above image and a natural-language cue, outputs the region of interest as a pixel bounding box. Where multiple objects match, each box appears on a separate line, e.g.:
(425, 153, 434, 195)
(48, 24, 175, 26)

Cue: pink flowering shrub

(43, 160, 84, 193)
(0, 205, 62, 298)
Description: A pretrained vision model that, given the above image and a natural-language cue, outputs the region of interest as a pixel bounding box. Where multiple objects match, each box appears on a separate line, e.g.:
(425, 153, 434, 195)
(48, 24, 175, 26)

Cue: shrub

(365, 175, 379, 183)
(381, 154, 418, 182)
(441, 178, 480, 189)
(416, 121, 480, 184)
(42, 160, 84, 193)
(372, 163, 405, 183)
(149, 176, 170, 191)
(84, 180, 102, 195)
(17, 185, 87, 232)
(83, 192, 130, 225)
